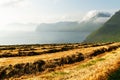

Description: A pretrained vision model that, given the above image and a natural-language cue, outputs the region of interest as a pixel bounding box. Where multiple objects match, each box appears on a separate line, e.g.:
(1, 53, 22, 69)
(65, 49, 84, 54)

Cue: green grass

(108, 68, 120, 80)
(77, 58, 105, 69)
(48, 58, 105, 77)
(43, 71, 70, 79)
(50, 71, 70, 77)
(49, 58, 105, 78)
(42, 58, 105, 79)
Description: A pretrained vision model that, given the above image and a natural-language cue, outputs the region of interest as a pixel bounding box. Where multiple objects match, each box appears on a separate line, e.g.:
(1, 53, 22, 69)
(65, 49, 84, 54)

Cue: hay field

(0, 42, 120, 80)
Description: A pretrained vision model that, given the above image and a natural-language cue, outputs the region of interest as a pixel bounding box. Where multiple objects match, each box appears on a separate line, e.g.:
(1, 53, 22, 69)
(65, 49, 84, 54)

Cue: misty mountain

(36, 21, 80, 32)
(36, 11, 111, 33)
(84, 10, 120, 43)
(0, 11, 113, 45)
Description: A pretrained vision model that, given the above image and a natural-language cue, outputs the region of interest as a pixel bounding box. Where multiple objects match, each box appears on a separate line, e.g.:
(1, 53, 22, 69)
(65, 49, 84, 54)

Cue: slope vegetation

(84, 10, 120, 43)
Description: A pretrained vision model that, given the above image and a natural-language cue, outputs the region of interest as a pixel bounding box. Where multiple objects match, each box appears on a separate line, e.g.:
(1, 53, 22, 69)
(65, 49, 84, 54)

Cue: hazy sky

(0, 0, 119, 44)
(0, 0, 119, 27)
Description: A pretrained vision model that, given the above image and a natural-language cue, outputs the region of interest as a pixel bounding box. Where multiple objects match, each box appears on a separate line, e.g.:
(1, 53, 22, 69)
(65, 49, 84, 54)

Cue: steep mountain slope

(84, 10, 120, 43)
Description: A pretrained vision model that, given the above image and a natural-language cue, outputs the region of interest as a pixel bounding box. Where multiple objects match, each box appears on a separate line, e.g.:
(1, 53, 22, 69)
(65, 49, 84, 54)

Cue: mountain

(84, 10, 120, 43)
(36, 11, 111, 32)
(35, 11, 112, 43)
(36, 21, 103, 32)
(36, 21, 80, 32)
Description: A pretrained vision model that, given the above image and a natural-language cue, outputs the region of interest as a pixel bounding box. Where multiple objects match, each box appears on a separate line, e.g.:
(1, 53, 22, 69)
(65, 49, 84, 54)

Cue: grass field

(0, 42, 120, 80)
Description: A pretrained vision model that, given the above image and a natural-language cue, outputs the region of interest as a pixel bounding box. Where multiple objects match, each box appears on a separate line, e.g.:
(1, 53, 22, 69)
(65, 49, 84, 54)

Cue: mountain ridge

(84, 10, 120, 43)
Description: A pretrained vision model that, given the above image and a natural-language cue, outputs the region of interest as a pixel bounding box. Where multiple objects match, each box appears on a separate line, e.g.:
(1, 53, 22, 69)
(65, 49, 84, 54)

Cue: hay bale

(34, 60, 45, 72)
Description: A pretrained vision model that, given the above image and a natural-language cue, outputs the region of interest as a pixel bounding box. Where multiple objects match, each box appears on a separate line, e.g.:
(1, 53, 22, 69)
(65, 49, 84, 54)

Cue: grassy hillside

(84, 10, 120, 43)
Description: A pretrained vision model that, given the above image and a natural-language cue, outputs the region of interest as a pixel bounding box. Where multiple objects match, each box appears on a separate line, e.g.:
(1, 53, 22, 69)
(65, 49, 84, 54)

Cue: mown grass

(77, 58, 105, 69)
(108, 68, 120, 80)
(41, 58, 106, 79)
(40, 71, 70, 79)
(0, 43, 119, 79)
(0, 42, 114, 58)
(51, 71, 69, 76)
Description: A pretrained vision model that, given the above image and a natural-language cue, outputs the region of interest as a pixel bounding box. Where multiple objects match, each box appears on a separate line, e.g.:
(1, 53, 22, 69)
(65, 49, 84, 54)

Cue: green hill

(84, 10, 120, 43)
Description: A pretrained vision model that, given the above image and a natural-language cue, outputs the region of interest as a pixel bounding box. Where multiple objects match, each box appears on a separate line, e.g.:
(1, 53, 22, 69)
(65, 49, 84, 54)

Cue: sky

(0, 0, 119, 27)
(0, 0, 119, 44)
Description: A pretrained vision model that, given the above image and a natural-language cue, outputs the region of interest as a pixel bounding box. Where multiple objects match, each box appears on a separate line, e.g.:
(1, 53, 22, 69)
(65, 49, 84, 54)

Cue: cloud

(0, 0, 28, 7)
(81, 10, 112, 22)
(2, 23, 37, 32)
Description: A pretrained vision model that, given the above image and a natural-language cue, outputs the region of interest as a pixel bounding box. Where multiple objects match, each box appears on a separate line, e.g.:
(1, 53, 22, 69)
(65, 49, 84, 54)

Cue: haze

(0, 0, 120, 44)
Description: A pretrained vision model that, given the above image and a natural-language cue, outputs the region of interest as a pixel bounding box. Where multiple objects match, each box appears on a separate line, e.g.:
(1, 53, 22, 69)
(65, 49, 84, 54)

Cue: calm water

(0, 31, 90, 45)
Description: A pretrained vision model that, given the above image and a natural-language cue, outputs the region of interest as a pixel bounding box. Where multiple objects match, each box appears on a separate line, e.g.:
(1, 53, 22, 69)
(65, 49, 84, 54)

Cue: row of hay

(0, 45, 77, 58)
(90, 42, 114, 47)
(0, 44, 85, 58)
(0, 47, 74, 58)
(0, 43, 114, 58)
(0, 53, 84, 79)
(0, 43, 120, 79)
(85, 44, 120, 58)
(0, 51, 40, 58)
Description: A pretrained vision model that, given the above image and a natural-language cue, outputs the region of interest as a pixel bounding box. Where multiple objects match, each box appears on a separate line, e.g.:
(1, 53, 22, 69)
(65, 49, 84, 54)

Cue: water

(0, 31, 90, 45)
